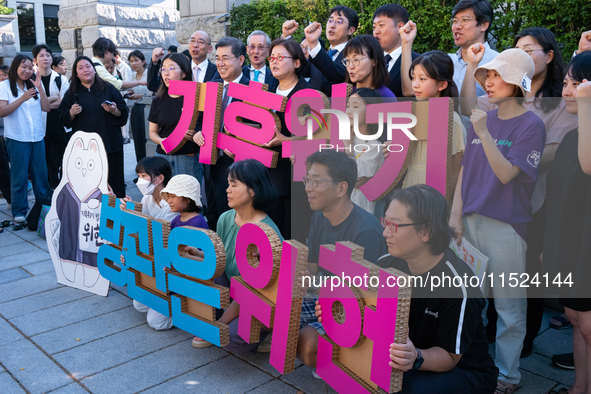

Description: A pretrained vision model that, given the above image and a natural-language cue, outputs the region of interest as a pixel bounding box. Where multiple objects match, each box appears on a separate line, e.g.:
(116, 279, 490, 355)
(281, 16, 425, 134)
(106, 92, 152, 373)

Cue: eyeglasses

(268, 55, 296, 63)
(328, 18, 347, 26)
(521, 48, 545, 56)
(303, 176, 334, 188)
(248, 45, 268, 52)
(160, 67, 180, 74)
(342, 57, 368, 68)
(450, 17, 476, 27)
(380, 218, 422, 233)
(215, 56, 236, 64)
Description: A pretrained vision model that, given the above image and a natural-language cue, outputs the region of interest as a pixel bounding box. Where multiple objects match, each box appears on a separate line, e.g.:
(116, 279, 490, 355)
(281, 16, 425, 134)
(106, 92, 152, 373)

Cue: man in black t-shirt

(377, 185, 497, 393)
(296, 150, 387, 370)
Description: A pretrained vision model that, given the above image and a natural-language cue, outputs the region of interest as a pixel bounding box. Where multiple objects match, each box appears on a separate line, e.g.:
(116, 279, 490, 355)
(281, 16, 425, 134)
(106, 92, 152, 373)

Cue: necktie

(328, 48, 338, 59)
(194, 67, 200, 82)
(384, 54, 392, 64)
(253, 69, 261, 82)
(220, 84, 230, 133)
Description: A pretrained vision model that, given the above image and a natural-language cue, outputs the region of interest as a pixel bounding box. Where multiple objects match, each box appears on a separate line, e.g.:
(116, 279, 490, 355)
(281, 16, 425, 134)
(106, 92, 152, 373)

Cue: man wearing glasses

(320, 185, 498, 392)
(449, 0, 498, 98)
(242, 31, 278, 91)
(192, 36, 249, 231)
(286, 5, 358, 84)
(296, 150, 387, 378)
(147, 31, 219, 92)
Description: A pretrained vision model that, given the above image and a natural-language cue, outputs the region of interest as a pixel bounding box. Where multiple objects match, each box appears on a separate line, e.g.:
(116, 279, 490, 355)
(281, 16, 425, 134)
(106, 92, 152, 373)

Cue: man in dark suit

(147, 30, 219, 92)
(373, 4, 420, 98)
(242, 30, 278, 92)
(193, 37, 249, 231)
(284, 5, 358, 86)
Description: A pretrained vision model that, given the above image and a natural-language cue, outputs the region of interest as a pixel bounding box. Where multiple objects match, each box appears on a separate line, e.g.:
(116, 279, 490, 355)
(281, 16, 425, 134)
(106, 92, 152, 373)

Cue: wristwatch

(412, 348, 424, 370)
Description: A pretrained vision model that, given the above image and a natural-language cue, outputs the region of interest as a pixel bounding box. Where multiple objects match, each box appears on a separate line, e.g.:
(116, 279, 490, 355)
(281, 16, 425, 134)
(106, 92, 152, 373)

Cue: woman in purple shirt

(449, 48, 545, 394)
(341, 35, 396, 98)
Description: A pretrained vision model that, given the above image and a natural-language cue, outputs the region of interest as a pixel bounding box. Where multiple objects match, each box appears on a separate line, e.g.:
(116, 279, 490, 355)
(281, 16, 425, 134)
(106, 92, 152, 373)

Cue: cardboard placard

(316, 242, 412, 393)
(229, 223, 308, 375)
(45, 132, 110, 296)
(97, 199, 231, 346)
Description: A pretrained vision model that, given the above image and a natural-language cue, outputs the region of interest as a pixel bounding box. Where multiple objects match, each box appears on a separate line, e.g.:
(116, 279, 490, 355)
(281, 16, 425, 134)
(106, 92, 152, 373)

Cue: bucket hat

(474, 48, 535, 97)
(160, 174, 202, 207)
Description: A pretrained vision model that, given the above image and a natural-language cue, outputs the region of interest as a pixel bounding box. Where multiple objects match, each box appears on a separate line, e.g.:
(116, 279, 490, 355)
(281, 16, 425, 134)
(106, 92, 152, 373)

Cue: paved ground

(0, 142, 577, 393)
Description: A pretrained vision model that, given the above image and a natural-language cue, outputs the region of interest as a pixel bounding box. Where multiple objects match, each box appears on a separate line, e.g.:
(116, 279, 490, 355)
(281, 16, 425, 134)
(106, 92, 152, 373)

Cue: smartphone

(102, 100, 114, 106)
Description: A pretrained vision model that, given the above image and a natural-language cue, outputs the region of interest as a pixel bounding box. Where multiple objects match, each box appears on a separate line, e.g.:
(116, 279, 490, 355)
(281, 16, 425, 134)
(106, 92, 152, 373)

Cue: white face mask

(136, 178, 155, 196)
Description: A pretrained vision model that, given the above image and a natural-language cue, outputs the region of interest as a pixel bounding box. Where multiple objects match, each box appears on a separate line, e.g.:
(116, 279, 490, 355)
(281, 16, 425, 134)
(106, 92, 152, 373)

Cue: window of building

(17, 2, 35, 52)
(43, 5, 60, 53)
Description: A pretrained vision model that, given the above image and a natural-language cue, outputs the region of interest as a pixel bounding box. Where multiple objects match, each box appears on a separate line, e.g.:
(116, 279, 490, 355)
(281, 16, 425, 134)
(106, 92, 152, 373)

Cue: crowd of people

(0, 0, 590, 393)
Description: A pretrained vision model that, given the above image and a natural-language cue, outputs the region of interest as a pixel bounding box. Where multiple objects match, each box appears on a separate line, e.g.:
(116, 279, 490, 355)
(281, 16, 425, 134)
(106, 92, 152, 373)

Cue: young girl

(0, 54, 50, 227)
(449, 48, 545, 393)
(129, 174, 207, 330)
(341, 35, 395, 98)
(344, 88, 385, 215)
(120, 156, 177, 221)
(399, 21, 465, 196)
(148, 53, 201, 180)
(52, 56, 67, 76)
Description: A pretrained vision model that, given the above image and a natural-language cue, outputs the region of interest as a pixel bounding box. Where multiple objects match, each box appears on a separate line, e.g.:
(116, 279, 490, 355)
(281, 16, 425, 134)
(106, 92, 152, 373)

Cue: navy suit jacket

(388, 51, 420, 98)
(242, 65, 278, 92)
(203, 74, 250, 230)
(309, 47, 346, 83)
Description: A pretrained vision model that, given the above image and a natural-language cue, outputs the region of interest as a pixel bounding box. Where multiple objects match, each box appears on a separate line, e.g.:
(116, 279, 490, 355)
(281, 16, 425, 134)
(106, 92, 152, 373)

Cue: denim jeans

(155, 152, 203, 187)
(463, 213, 527, 385)
(6, 138, 50, 218)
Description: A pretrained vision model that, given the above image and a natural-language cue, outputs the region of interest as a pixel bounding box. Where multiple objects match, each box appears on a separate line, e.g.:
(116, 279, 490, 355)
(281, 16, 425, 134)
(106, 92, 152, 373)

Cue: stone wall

(58, 0, 180, 69)
(175, 0, 248, 53)
(0, 15, 17, 65)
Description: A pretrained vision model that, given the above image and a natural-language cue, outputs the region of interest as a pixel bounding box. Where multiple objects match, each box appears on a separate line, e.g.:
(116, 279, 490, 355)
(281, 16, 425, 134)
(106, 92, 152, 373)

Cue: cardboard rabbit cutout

(45, 132, 110, 296)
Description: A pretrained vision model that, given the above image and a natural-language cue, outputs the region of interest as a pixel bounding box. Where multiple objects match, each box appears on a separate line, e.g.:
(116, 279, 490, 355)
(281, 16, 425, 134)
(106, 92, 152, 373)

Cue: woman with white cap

(131, 174, 208, 331)
(449, 48, 546, 394)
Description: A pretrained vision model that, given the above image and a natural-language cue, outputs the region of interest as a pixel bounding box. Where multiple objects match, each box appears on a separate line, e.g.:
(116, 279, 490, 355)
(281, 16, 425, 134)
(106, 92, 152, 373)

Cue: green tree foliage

(229, 0, 589, 58)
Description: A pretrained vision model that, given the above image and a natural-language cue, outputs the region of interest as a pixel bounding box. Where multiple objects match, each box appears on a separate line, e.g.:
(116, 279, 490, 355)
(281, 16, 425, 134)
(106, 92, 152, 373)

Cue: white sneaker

(13, 216, 26, 224)
(312, 369, 321, 379)
(257, 333, 272, 353)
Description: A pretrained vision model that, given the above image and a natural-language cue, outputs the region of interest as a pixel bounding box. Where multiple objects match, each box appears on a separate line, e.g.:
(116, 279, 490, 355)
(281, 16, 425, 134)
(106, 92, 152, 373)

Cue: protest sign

(45, 132, 110, 296)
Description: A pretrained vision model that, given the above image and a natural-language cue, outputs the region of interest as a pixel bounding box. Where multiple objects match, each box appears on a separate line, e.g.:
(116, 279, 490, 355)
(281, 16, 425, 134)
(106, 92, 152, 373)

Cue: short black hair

(32, 44, 52, 59)
(373, 3, 409, 25)
(181, 49, 191, 60)
(135, 156, 172, 187)
(216, 36, 247, 59)
(128, 50, 146, 67)
(306, 150, 357, 198)
(269, 37, 307, 77)
(52, 55, 65, 69)
(386, 184, 455, 255)
(452, 0, 493, 40)
(0, 65, 9, 73)
(227, 159, 278, 212)
(342, 35, 390, 89)
(329, 5, 359, 31)
(92, 37, 117, 58)
(168, 45, 178, 53)
(566, 49, 591, 83)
